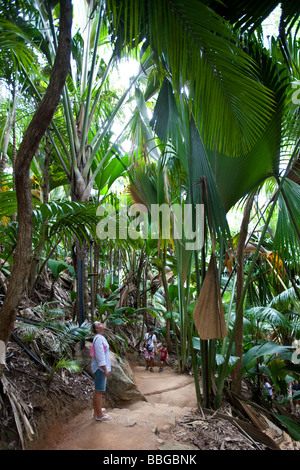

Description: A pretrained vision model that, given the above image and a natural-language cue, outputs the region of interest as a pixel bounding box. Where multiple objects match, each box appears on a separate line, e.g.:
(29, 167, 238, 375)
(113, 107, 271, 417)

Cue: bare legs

(145, 355, 154, 371)
(93, 390, 104, 418)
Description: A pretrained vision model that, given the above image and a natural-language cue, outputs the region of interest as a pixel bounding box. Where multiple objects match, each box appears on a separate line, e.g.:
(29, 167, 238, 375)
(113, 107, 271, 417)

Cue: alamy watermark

(96, 201, 204, 250)
(292, 340, 300, 365)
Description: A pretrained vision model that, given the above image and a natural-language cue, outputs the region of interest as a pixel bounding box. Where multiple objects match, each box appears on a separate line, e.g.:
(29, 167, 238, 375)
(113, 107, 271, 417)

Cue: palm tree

(101, 0, 299, 406)
(1, 0, 299, 408)
(24, 1, 157, 320)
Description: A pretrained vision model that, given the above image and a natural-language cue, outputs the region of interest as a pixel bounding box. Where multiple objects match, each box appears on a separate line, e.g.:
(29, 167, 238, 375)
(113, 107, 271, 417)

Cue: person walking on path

(144, 326, 157, 372)
(292, 380, 300, 409)
(264, 377, 273, 403)
(91, 321, 112, 421)
(159, 344, 168, 372)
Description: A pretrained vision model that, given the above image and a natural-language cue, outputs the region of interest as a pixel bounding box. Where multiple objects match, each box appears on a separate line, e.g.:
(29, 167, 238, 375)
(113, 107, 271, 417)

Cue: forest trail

(36, 366, 198, 451)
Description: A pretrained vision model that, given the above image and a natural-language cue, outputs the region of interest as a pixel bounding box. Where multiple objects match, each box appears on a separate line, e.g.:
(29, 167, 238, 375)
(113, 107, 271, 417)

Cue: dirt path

(38, 366, 199, 451)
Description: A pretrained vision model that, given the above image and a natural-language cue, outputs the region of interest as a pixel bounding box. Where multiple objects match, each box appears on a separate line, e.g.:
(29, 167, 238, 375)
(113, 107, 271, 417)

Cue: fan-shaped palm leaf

(204, 42, 290, 211)
(106, 0, 275, 157)
(273, 179, 300, 273)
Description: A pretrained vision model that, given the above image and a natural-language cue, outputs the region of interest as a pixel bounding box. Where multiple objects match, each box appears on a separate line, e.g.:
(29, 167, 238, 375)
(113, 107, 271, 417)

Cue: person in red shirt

(159, 344, 168, 372)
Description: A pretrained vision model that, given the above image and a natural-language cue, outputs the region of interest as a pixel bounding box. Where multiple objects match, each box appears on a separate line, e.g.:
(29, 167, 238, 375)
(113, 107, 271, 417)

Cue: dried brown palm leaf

(150, 269, 173, 295)
(1, 375, 34, 449)
(193, 252, 227, 340)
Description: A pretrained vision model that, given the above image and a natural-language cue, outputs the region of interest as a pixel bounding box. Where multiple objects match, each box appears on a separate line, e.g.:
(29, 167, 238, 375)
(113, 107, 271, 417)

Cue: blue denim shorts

(94, 369, 107, 391)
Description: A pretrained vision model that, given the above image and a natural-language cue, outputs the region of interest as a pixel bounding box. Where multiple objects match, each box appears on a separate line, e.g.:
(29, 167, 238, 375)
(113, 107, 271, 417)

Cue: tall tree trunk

(0, 1, 72, 363)
(231, 194, 254, 394)
(70, 164, 91, 325)
(161, 248, 172, 353)
(43, 138, 51, 204)
(74, 237, 90, 325)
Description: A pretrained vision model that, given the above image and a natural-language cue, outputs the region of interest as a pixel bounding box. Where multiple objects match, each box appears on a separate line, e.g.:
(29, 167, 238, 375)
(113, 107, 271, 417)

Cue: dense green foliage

(0, 1, 299, 421)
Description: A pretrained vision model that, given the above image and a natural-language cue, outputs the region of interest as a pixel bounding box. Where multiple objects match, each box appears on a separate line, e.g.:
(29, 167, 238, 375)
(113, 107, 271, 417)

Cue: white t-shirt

(91, 334, 111, 374)
(144, 332, 157, 350)
(265, 382, 272, 396)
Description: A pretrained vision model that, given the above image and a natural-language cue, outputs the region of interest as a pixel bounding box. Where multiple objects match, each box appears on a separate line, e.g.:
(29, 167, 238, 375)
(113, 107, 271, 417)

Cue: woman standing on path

(91, 322, 112, 421)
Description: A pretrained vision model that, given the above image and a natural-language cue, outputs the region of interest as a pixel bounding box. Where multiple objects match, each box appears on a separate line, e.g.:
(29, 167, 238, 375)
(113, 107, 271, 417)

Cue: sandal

(95, 414, 112, 422)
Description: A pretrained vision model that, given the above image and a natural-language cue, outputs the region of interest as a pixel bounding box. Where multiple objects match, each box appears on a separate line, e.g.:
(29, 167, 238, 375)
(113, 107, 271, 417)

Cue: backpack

(90, 336, 107, 358)
(90, 336, 98, 358)
(90, 343, 96, 358)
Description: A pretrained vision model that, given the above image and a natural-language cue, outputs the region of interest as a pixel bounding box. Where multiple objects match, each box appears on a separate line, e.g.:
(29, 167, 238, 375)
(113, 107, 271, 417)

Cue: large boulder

(106, 353, 146, 406)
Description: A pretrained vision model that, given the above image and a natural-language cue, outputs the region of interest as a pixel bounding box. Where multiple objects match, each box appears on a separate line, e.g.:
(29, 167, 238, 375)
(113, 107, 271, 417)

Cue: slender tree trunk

(231, 194, 254, 394)
(134, 251, 144, 337)
(71, 168, 91, 324)
(73, 237, 88, 325)
(11, 106, 17, 223)
(0, 1, 72, 359)
(94, 242, 100, 314)
(161, 248, 172, 353)
(43, 138, 51, 204)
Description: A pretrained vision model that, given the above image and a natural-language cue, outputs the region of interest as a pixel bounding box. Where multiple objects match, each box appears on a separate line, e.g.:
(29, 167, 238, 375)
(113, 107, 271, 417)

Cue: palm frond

(273, 179, 300, 273)
(33, 200, 100, 245)
(205, 42, 290, 211)
(0, 19, 39, 73)
(107, 0, 276, 157)
(246, 306, 293, 329)
(211, 0, 300, 34)
(243, 341, 293, 369)
(269, 286, 300, 310)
